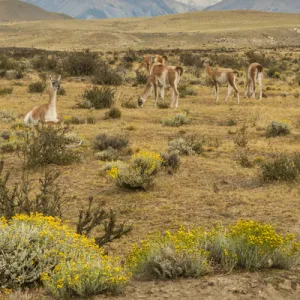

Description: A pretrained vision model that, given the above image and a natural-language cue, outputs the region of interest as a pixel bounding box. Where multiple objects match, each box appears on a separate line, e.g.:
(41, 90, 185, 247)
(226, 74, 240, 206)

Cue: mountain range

(20, 0, 197, 19)
(0, 0, 71, 21)
(204, 0, 300, 14)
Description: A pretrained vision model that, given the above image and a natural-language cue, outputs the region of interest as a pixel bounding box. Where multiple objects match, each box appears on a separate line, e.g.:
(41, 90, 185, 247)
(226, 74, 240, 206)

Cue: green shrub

(0, 110, 15, 123)
(123, 49, 137, 63)
(57, 86, 66, 96)
(180, 53, 202, 67)
(121, 98, 138, 109)
(168, 135, 205, 155)
(87, 116, 96, 124)
(260, 154, 299, 182)
(265, 121, 291, 137)
(22, 125, 81, 169)
(0, 214, 131, 297)
(92, 61, 123, 86)
(0, 167, 64, 219)
(63, 116, 86, 125)
(178, 84, 197, 98)
(245, 50, 270, 67)
(126, 227, 209, 279)
(95, 147, 119, 161)
(226, 119, 237, 126)
(107, 151, 163, 190)
(160, 152, 181, 172)
(93, 133, 129, 151)
(28, 81, 46, 93)
(78, 86, 115, 109)
(135, 71, 148, 85)
(63, 50, 99, 76)
(32, 55, 57, 71)
(162, 113, 191, 127)
(105, 107, 122, 119)
(0, 87, 13, 96)
(210, 220, 300, 271)
(234, 124, 249, 147)
(157, 102, 169, 109)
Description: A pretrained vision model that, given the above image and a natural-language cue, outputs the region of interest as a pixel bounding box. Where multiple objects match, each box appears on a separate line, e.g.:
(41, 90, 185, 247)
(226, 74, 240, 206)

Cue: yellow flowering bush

(127, 227, 209, 279)
(107, 151, 163, 190)
(209, 220, 300, 271)
(0, 214, 131, 298)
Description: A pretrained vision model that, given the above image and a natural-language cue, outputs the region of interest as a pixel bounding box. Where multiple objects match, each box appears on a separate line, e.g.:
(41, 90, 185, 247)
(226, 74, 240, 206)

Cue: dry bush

(160, 152, 181, 173)
(105, 107, 122, 119)
(93, 133, 129, 152)
(22, 125, 81, 169)
(63, 50, 98, 76)
(234, 124, 249, 148)
(168, 134, 205, 155)
(92, 61, 123, 86)
(162, 113, 191, 127)
(28, 82, 46, 93)
(265, 121, 291, 137)
(260, 154, 300, 182)
(178, 84, 197, 98)
(0, 87, 13, 96)
(78, 86, 116, 109)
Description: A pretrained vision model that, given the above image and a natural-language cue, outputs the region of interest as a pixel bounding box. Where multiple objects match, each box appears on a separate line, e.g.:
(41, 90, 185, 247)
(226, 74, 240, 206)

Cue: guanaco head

(138, 96, 144, 108)
(50, 75, 61, 91)
(202, 59, 211, 68)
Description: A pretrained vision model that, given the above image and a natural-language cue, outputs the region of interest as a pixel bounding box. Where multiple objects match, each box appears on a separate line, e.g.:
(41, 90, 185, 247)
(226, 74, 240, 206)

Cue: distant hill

(204, 0, 300, 14)
(21, 0, 196, 19)
(0, 0, 71, 21)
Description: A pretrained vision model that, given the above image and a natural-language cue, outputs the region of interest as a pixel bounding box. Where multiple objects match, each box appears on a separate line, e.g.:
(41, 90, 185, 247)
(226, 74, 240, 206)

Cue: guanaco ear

(57, 75, 61, 81)
(49, 75, 52, 81)
(150, 56, 156, 64)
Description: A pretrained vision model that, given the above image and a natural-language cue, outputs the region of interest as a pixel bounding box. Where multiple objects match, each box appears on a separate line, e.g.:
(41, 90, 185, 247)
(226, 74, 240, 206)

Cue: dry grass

(0, 11, 299, 51)
(0, 23, 300, 297)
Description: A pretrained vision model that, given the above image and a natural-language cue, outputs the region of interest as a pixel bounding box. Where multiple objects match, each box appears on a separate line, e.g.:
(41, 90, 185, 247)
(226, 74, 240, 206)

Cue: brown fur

(137, 54, 168, 74)
(245, 62, 264, 99)
(138, 63, 182, 108)
(204, 61, 240, 104)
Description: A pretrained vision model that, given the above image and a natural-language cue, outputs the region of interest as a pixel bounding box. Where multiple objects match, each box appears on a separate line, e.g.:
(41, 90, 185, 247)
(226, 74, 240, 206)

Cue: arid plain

(0, 10, 300, 300)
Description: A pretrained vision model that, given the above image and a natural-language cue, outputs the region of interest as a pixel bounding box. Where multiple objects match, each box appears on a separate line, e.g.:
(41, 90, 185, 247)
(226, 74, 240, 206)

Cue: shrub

(121, 98, 138, 109)
(63, 50, 98, 76)
(168, 135, 205, 155)
(265, 121, 291, 137)
(93, 133, 129, 151)
(135, 71, 148, 85)
(226, 119, 237, 126)
(234, 124, 249, 147)
(92, 61, 123, 86)
(0, 214, 131, 297)
(28, 81, 46, 93)
(87, 116, 96, 124)
(123, 49, 137, 63)
(162, 113, 191, 127)
(0, 110, 15, 123)
(78, 86, 115, 109)
(235, 149, 254, 168)
(57, 86, 66, 96)
(160, 152, 181, 173)
(95, 147, 119, 161)
(22, 125, 81, 169)
(0, 87, 13, 96)
(260, 154, 299, 182)
(105, 107, 122, 119)
(157, 102, 169, 109)
(63, 116, 86, 125)
(0, 167, 64, 219)
(126, 227, 209, 279)
(245, 50, 270, 67)
(107, 151, 163, 190)
(211, 220, 300, 271)
(32, 55, 57, 71)
(76, 196, 132, 247)
(178, 84, 197, 98)
(180, 53, 202, 67)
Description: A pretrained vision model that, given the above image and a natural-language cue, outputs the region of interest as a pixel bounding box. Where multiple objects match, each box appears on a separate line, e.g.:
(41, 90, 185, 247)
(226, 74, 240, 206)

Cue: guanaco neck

(48, 89, 57, 109)
(206, 64, 213, 78)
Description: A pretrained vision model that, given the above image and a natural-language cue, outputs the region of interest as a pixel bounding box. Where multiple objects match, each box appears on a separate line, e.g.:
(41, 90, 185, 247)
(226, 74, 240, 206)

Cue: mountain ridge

(21, 0, 197, 19)
(0, 0, 71, 21)
(204, 0, 300, 14)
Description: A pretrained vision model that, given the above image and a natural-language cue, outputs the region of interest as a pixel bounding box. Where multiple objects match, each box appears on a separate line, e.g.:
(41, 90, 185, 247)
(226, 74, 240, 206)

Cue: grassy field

(0, 11, 300, 51)
(0, 10, 300, 300)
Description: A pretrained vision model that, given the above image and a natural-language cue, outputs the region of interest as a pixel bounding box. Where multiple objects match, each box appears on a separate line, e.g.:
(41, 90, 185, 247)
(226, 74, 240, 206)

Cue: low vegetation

(162, 113, 191, 127)
(78, 86, 116, 109)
